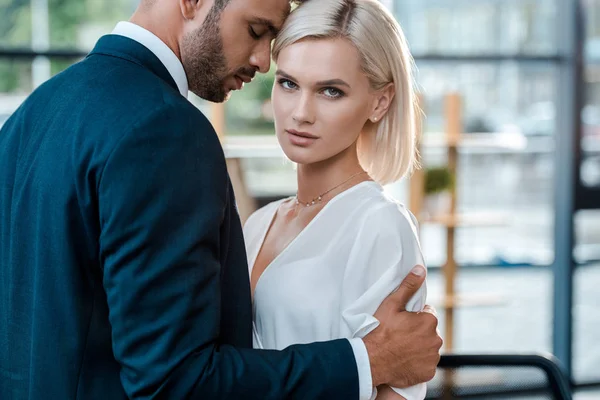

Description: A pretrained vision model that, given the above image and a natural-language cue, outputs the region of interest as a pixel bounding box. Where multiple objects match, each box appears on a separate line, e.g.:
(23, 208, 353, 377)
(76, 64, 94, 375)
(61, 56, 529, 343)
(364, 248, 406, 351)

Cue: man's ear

(179, 0, 206, 20)
(369, 83, 395, 123)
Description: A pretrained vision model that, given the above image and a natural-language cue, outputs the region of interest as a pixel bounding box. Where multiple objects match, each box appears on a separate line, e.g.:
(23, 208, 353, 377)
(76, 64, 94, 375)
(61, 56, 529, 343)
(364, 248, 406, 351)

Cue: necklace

(294, 171, 367, 207)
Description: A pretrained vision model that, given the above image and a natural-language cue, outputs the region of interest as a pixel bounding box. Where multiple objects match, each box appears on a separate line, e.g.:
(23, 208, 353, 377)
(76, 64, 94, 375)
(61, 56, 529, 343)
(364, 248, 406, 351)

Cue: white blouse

(243, 181, 427, 399)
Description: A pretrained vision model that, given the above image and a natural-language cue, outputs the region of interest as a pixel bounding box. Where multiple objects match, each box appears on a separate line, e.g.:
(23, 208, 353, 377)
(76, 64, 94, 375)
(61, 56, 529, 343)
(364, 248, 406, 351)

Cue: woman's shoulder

(356, 183, 419, 236)
(342, 184, 426, 292)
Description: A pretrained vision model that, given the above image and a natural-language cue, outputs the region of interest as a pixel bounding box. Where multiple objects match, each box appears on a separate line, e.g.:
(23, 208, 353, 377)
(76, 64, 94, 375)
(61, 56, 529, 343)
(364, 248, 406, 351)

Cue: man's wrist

(348, 338, 376, 400)
(363, 335, 385, 387)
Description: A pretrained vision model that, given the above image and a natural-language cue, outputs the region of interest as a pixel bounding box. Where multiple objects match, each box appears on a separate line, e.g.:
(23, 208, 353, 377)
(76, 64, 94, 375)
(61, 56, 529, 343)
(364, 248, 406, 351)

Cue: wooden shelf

(432, 293, 506, 309)
(421, 132, 527, 150)
(409, 93, 512, 352)
(420, 211, 510, 227)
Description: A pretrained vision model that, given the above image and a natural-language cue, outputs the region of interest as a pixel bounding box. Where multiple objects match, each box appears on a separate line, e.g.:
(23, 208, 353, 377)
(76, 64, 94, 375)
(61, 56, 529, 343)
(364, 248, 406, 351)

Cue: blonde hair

(272, 0, 419, 185)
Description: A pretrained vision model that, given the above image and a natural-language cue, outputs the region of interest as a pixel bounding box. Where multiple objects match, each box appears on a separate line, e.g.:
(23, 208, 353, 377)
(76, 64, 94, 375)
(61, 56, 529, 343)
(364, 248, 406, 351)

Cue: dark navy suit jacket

(0, 34, 359, 399)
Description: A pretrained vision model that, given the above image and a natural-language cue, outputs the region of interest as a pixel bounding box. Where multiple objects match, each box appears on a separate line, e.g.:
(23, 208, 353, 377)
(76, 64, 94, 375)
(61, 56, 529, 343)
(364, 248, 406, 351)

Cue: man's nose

(249, 41, 271, 74)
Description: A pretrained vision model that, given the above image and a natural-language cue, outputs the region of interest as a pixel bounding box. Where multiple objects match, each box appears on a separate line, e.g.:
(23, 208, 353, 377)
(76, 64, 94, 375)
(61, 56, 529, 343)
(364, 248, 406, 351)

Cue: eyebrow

(249, 17, 280, 36)
(276, 70, 351, 88)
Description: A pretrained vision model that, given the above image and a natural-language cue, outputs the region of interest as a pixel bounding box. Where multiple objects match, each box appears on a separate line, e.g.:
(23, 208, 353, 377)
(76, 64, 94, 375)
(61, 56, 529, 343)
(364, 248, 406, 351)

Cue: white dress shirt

(244, 181, 428, 400)
(111, 21, 189, 98)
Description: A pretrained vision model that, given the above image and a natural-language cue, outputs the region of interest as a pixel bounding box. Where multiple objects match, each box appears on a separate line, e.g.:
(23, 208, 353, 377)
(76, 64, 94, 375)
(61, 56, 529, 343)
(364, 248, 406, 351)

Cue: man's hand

(363, 265, 442, 388)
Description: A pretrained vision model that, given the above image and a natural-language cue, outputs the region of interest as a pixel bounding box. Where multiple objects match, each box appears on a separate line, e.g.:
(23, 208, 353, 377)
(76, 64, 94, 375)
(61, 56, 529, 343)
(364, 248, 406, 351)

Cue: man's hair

(142, 0, 228, 11)
(142, 0, 304, 12)
(214, 0, 309, 10)
(217, 0, 306, 8)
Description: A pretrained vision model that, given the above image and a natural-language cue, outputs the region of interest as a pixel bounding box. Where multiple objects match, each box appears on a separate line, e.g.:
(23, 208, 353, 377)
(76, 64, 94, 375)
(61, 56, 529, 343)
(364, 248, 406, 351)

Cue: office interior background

(1, 0, 599, 398)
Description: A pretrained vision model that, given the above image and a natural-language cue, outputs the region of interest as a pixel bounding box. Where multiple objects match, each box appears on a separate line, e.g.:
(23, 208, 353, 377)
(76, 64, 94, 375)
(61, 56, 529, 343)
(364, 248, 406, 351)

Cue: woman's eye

(323, 87, 344, 98)
(278, 79, 297, 90)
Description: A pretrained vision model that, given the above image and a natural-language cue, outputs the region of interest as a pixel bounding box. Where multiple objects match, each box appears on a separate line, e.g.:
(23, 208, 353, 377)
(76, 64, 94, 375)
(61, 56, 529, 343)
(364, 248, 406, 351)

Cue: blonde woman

(244, 0, 429, 398)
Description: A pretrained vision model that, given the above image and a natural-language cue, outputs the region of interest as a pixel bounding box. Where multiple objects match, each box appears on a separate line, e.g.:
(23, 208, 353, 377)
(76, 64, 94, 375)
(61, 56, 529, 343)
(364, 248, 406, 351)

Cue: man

(0, 0, 442, 398)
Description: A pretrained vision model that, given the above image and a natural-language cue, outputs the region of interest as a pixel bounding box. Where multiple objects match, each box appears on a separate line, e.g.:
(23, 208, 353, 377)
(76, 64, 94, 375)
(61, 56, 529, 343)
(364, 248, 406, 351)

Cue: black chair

(425, 354, 572, 400)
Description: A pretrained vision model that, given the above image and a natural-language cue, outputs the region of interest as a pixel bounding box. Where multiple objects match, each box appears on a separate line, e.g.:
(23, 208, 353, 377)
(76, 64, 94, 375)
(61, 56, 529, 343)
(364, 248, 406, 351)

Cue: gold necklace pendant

(294, 195, 323, 207)
(295, 171, 367, 208)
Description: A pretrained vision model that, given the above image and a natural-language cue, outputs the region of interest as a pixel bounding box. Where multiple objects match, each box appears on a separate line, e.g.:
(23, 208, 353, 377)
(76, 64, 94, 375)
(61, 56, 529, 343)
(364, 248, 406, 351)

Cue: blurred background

(1, 0, 598, 398)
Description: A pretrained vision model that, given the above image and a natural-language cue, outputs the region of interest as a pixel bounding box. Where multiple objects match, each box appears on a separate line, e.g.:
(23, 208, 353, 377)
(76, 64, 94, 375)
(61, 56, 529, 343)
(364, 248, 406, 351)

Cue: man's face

(181, 0, 290, 102)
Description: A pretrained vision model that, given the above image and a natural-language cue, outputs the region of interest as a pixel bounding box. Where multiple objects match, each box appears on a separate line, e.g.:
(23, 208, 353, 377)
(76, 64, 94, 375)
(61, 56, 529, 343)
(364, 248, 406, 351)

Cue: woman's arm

(341, 203, 429, 399)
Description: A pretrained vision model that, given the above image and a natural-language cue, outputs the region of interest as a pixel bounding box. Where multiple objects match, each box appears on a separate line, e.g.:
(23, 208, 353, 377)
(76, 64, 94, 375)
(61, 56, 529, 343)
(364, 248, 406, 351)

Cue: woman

(243, 0, 427, 398)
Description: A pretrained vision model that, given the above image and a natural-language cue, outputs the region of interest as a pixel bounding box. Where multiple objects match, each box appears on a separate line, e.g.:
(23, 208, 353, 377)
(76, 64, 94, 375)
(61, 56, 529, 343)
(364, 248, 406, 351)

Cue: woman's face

(271, 37, 379, 165)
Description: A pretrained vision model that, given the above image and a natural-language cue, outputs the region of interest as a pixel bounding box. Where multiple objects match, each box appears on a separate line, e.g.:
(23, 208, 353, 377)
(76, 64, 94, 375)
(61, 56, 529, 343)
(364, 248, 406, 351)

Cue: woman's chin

(280, 147, 316, 165)
(285, 155, 313, 166)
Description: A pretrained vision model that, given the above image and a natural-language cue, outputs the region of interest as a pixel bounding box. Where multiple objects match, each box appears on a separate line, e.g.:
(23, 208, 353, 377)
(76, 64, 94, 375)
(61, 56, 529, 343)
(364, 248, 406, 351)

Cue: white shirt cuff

(348, 338, 376, 400)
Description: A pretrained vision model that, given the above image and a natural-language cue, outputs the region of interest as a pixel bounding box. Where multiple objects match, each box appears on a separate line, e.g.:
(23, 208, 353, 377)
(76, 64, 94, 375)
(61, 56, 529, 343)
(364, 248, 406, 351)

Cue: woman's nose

(292, 94, 315, 125)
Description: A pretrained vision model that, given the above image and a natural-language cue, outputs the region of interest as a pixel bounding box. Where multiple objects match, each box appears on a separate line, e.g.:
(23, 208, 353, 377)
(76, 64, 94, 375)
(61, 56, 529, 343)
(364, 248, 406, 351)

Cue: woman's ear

(369, 83, 395, 123)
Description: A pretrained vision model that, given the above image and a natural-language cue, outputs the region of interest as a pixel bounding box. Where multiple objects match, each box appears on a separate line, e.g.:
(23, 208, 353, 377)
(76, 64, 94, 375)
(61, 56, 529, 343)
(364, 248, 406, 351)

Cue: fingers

(389, 265, 426, 311)
(420, 306, 444, 354)
(421, 304, 437, 316)
(419, 305, 440, 332)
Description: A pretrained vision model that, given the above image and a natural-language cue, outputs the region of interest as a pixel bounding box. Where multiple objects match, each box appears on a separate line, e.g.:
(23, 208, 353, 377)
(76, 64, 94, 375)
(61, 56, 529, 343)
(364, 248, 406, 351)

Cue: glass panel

(48, 0, 135, 49)
(0, 0, 33, 47)
(394, 0, 558, 56)
(427, 267, 552, 355)
(573, 211, 600, 384)
(585, 0, 600, 46)
(0, 58, 33, 93)
(0, 0, 135, 50)
(416, 62, 556, 267)
(0, 59, 32, 129)
(573, 210, 600, 383)
(575, 1, 600, 383)
(581, 101, 600, 188)
(410, 62, 555, 357)
(582, 0, 600, 188)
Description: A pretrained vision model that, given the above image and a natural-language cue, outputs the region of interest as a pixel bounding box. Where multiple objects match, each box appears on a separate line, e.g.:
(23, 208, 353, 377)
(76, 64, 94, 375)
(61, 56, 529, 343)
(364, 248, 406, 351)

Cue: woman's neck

(295, 147, 368, 205)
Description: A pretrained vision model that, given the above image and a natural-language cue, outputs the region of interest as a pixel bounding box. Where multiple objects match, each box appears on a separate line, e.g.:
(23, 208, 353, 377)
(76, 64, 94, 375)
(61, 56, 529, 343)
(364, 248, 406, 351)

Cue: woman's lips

(286, 129, 318, 146)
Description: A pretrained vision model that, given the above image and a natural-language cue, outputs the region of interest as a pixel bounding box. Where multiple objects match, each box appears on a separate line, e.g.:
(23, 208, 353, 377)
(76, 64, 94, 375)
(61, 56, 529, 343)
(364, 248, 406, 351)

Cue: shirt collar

(111, 21, 189, 98)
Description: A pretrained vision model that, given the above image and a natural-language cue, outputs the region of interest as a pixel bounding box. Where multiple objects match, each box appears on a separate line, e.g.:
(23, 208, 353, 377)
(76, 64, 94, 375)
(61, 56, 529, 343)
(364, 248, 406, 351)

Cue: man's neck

(129, 10, 182, 60)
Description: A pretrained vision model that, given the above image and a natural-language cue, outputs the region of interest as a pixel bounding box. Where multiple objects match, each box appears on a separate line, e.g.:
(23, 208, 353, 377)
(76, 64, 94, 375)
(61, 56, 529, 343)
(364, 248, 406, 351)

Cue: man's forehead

(244, 0, 291, 28)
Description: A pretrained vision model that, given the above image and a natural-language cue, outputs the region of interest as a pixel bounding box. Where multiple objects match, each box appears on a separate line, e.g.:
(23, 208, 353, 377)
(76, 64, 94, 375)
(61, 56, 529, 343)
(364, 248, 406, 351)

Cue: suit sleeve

(98, 104, 359, 399)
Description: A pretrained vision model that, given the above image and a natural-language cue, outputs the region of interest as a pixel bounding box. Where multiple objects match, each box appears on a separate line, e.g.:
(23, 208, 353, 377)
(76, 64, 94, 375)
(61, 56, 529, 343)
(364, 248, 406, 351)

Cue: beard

(181, 6, 229, 102)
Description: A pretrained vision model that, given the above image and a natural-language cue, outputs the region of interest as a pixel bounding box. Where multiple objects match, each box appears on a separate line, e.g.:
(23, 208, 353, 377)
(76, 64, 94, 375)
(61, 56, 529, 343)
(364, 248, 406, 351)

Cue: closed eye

(248, 26, 260, 39)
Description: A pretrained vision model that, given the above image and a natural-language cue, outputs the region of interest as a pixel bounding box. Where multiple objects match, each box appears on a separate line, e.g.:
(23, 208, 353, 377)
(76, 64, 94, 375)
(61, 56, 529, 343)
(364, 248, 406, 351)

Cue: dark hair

(143, 0, 305, 14)
(217, 0, 308, 9)
(142, 0, 228, 11)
